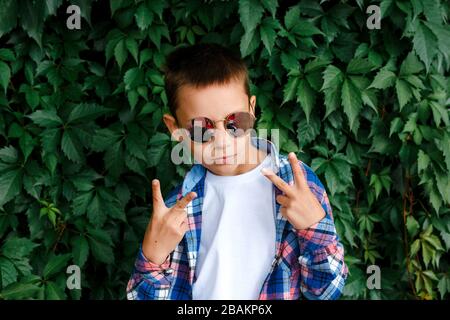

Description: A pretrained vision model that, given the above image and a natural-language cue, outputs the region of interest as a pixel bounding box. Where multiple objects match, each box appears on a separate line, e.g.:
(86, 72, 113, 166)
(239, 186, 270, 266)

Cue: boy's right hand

(142, 179, 197, 265)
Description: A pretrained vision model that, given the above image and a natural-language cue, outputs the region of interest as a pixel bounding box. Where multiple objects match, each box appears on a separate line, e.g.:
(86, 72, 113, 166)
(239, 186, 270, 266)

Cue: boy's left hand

(261, 152, 326, 230)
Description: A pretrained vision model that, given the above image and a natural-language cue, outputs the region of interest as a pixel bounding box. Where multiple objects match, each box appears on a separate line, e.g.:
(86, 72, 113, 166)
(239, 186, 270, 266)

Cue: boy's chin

(204, 163, 240, 176)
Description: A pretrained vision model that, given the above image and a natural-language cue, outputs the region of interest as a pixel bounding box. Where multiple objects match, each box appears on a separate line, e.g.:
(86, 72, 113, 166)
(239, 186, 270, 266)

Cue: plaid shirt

(126, 137, 348, 300)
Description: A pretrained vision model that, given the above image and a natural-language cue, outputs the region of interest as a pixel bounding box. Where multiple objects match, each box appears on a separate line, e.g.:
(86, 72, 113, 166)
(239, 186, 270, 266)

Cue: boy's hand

(261, 152, 326, 230)
(142, 179, 197, 265)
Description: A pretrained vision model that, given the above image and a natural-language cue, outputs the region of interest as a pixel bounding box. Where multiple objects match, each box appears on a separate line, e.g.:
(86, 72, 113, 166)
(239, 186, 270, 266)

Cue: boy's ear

(162, 113, 181, 141)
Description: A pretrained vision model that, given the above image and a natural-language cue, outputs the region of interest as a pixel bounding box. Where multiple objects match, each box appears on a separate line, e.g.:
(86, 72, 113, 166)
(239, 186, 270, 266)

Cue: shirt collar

(180, 136, 281, 197)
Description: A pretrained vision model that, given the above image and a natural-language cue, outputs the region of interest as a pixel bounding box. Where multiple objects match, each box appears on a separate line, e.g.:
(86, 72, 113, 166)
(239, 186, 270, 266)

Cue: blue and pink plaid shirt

(126, 137, 348, 300)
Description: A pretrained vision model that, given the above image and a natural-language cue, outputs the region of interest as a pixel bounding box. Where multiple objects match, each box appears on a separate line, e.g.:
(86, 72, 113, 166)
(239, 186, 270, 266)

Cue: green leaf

(291, 19, 323, 37)
(282, 76, 299, 105)
(45, 281, 66, 300)
(135, 2, 154, 30)
(0, 257, 18, 288)
(0, 145, 18, 164)
(395, 79, 413, 110)
(406, 216, 420, 237)
(296, 78, 316, 124)
(0, 61, 11, 93)
(413, 22, 438, 73)
(124, 67, 144, 90)
(239, 0, 264, 32)
(346, 58, 374, 74)
(1, 237, 37, 260)
(240, 28, 260, 57)
(87, 228, 114, 264)
(261, 0, 278, 18)
(72, 191, 94, 216)
(399, 52, 424, 76)
(369, 69, 396, 89)
(0, 168, 23, 206)
(71, 235, 89, 268)
(0, 0, 18, 37)
(114, 39, 127, 69)
(260, 17, 280, 55)
(341, 78, 362, 133)
(43, 254, 71, 279)
(61, 129, 85, 163)
(0, 282, 40, 300)
(28, 110, 63, 127)
(67, 103, 109, 124)
(417, 150, 430, 173)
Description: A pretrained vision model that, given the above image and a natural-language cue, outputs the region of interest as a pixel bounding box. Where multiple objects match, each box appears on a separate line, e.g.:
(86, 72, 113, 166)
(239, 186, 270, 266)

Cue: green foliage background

(0, 0, 449, 300)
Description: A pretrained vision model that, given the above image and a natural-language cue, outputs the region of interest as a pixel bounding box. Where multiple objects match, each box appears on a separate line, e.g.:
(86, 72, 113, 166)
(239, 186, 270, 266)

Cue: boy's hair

(162, 43, 251, 120)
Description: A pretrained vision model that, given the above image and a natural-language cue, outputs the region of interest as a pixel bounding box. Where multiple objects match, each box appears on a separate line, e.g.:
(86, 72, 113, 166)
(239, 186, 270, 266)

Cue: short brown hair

(162, 43, 251, 120)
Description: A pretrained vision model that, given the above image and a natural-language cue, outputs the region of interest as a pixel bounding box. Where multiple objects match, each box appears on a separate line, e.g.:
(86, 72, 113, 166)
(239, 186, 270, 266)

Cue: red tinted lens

(225, 112, 255, 137)
(188, 117, 214, 143)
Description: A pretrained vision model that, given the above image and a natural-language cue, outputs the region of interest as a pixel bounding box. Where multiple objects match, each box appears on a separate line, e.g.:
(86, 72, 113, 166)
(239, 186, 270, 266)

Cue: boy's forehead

(176, 81, 249, 120)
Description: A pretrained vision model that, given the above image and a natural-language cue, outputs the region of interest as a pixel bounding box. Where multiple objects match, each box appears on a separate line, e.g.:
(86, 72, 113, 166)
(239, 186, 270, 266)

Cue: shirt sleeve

(295, 167, 349, 300)
(126, 244, 174, 300)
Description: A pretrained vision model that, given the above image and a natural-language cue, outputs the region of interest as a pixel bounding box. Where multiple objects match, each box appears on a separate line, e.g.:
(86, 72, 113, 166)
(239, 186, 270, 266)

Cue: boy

(126, 43, 348, 300)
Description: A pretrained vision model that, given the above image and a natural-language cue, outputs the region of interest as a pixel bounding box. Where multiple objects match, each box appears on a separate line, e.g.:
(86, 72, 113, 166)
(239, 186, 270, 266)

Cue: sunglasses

(180, 111, 256, 143)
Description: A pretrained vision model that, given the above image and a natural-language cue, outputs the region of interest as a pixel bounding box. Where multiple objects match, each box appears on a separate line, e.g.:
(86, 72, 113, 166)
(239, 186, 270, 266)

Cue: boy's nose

(210, 122, 231, 149)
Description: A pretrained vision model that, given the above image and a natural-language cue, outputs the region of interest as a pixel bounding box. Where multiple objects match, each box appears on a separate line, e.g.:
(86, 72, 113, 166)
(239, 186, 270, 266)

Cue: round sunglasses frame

(176, 100, 256, 143)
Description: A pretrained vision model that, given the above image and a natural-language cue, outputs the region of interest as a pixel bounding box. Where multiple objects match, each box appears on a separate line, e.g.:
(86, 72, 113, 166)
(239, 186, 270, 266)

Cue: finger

(174, 191, 197, 209)
(276, 194, 290, 206)
(261, 168, 293, 196)
(171, 207, 188, 225)
(151, 179, 165, 209)
(288, 152, 307, 189)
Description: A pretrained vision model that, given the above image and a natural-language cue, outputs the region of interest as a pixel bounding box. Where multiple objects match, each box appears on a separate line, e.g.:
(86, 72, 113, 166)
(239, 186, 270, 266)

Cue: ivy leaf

(346, 58, 374, 74)
(341, 78, 362, 133)
(135, 3, 154, 30)
(238, 0, 264, 32)
(114, 39, 127, 69)
(28, 110, 63, 128)
(369, 69, 396, 89)
(0, 0, 18, 37)
(87, 227, 114, 264)
(240, 29, 260, 57)
(61, 129, 85, 163)
(0, 168, 23, 206)
(413, 22, 438, 73)
(67, 103, 109, 124)
(45, 281, 66, 300)
(71, 235, 89, 268)
(0, 257, 18, 288)
(282, 76, 299, 106)
(0, 61, 11, 93)
(0, 282, 40, 300)
(260, 17, 280, 55)
(43, 254, 72, 279)
(1, 237, 37, 260)
(296, 78, 316, 124)
(395, 79, 413, 110)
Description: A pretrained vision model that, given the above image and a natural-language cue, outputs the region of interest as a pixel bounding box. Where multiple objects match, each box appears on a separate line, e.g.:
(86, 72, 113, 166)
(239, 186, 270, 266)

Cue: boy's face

(163, 79, 263, 176)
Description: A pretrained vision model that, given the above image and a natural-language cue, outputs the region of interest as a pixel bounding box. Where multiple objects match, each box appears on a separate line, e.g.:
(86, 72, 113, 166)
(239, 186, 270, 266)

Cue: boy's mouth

(213, 154, 236, 164)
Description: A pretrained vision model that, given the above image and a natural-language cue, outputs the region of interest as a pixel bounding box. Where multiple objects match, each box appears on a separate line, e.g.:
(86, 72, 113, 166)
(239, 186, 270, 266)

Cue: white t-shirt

(192, 154, 276, 300)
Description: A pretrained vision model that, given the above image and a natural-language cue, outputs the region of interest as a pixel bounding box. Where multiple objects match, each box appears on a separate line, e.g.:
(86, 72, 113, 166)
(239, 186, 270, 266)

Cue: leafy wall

(0, 0, 449, 299)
